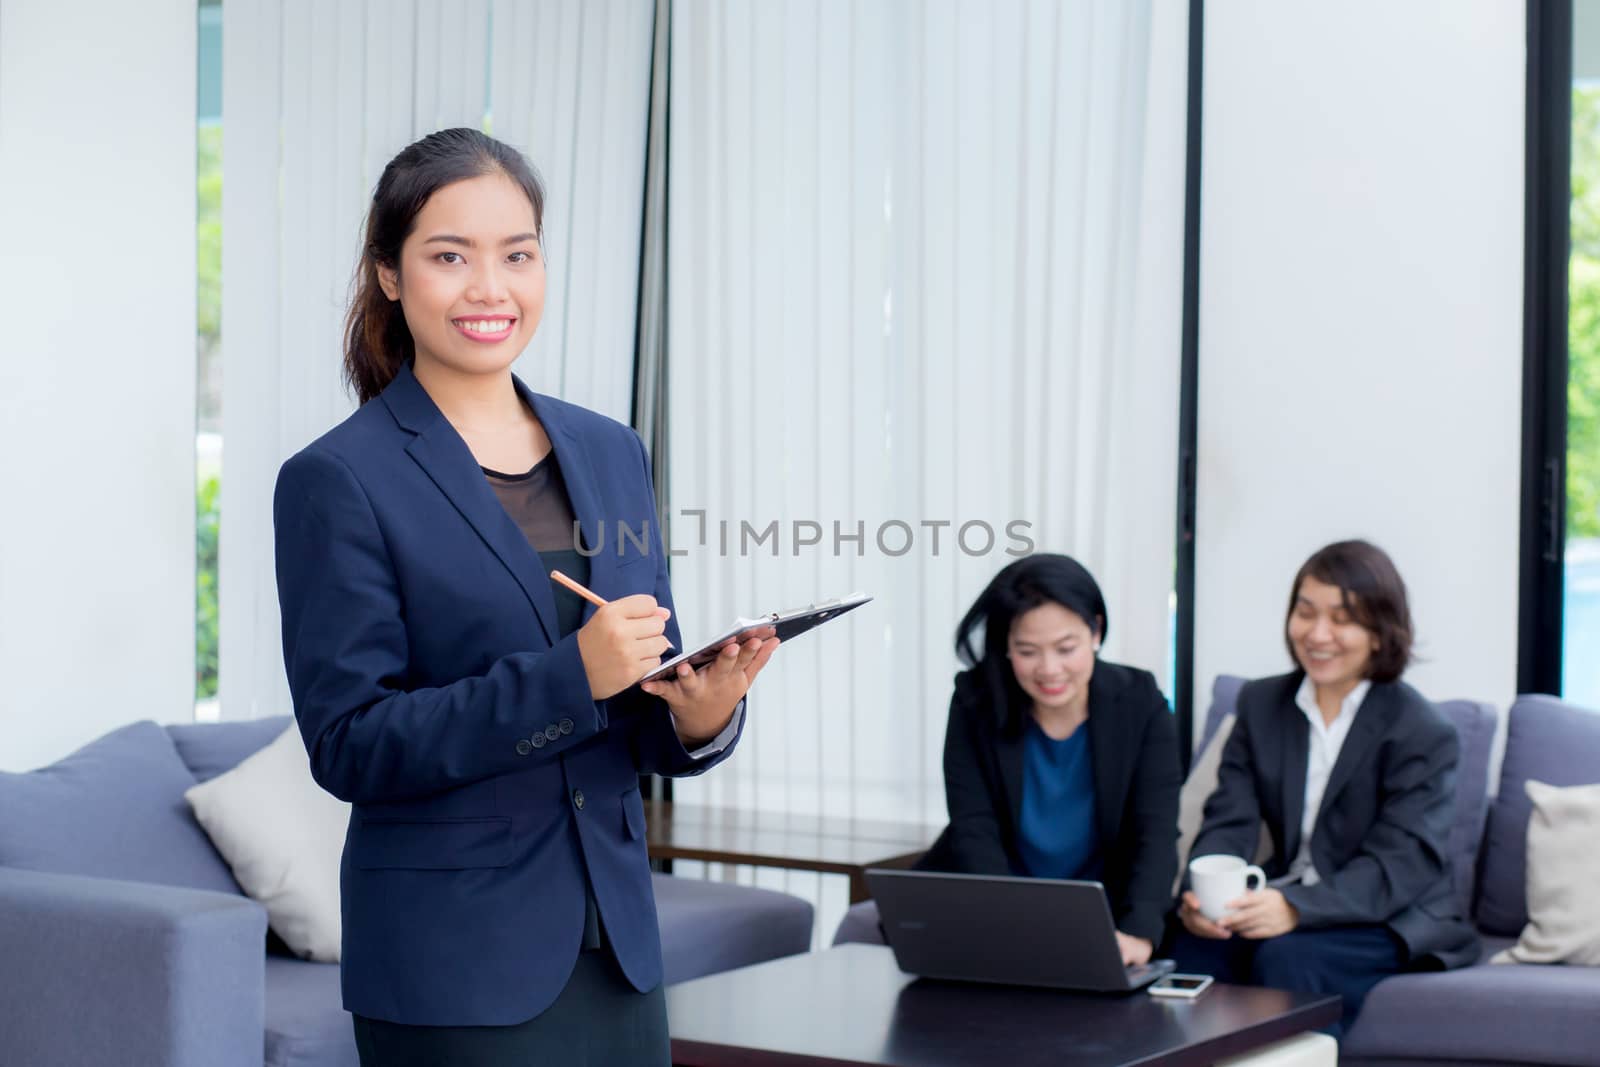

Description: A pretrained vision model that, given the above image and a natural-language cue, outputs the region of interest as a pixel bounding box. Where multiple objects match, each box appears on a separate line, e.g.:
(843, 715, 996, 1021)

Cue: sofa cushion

(1198, 675, 1245, 755)
(0, 720, 241, 895)
(833, 899, 886, 946)
(168, 715, 295, 783)
(1190, 677, 1275, 868)
(1434, 698, 1497, 917)
(1342, 955, 1600, 1067)
(652, 873, 813, 983)
(264, 956, 357, 1067)
(1490, 779, 1600, 965)
(185, 725, 349, 962)
(1176, 710, 1241, 892)
(1476, 695, 1600, 936)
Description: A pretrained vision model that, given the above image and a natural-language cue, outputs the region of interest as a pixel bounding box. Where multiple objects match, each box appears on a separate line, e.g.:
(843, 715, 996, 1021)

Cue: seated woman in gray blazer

(1172, 540, 1478, 1038)
(920, 554, 1182, 966)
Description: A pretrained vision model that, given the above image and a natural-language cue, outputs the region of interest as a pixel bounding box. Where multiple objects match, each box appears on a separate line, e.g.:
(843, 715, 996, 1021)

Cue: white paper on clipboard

(637, 592, 872, 684)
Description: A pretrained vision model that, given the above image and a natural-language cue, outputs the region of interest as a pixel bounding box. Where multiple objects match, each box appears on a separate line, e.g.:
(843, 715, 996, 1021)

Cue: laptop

(866, 868, 1176, 993)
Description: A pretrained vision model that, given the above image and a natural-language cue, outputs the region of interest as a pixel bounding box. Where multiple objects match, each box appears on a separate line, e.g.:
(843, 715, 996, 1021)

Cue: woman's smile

(452, 316, 517, 343)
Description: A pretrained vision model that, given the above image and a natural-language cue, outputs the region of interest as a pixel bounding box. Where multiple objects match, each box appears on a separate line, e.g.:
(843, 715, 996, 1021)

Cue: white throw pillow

(1174, 714, 1273, 896)
(1491, 779, 1600, 966)
(1175, 714, 1234, 896)
(185, 725, 349, 962)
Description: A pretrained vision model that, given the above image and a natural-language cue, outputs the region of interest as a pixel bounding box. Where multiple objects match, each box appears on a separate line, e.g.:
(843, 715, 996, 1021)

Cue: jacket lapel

(1085, 671, 1125, 848)
(996, 720, 1027, 832)
(1315, 683, 1388, 823)
(1279, 691, 1309, 864)
(383, 364, 561, 644)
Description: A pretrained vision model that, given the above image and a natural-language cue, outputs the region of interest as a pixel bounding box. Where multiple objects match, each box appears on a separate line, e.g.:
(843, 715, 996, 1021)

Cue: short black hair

(955, 553, 1107, 735)
(1285, 540, 1414, 684)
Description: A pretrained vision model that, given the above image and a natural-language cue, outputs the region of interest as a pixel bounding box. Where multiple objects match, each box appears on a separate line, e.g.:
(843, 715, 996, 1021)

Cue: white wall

(1194, 0, 1525, 717)
(0, 0, 198, 770)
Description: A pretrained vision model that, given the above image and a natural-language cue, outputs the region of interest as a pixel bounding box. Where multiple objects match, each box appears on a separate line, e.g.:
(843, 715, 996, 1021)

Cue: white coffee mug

(1189, 854, 1267, 922)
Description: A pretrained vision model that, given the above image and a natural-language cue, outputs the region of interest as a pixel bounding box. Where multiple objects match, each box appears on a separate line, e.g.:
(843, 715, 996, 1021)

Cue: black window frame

(1520, 0, 1572, 697)
(1174, 0, 1204, 770)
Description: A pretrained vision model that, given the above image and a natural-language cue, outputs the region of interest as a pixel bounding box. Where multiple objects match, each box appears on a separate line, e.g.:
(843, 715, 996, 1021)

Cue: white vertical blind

(221, 0, 654, 720)
(664, 0, 1188, 938)
(489, 0, 656, 409)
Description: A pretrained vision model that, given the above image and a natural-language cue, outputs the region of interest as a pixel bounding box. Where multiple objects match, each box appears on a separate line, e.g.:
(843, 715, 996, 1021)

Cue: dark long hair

(343, 128, 547, 404)
(1284, 539, 1414, 683)
(954, 553, 1109, 735)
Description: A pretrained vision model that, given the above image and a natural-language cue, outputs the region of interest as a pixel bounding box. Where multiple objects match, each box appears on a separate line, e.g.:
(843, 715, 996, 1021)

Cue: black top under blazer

(920, 660, 1182, 945)
(1189, 672, 1480, 970)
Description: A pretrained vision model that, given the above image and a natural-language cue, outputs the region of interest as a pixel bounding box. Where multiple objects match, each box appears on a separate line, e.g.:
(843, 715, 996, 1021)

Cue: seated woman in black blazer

(919, 554, 1182, 966)
(1172, 540, 1478, 1037)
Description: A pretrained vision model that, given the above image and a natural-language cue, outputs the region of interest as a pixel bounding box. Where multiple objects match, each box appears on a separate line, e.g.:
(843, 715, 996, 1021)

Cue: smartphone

(1148, 973, 1214, 999)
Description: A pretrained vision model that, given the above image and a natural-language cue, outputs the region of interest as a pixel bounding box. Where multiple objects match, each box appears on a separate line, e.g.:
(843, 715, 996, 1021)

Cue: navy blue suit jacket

(273, 363, 739, 1025)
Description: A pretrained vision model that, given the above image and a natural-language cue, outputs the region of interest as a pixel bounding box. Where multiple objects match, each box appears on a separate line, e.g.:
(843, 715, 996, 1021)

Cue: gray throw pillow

(1476, 695, 1600, 936)
(0, 720, 241, 895)
(167, 714, 294, 783)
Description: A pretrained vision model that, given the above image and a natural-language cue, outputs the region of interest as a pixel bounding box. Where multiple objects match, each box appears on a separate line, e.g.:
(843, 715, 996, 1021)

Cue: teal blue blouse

(1018, 719, 1101, 881)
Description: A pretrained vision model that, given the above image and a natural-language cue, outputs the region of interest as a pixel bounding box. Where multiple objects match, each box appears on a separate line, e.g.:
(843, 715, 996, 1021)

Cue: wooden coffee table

(645, 801, 938, 903)
(667, 943, 1341, 1067)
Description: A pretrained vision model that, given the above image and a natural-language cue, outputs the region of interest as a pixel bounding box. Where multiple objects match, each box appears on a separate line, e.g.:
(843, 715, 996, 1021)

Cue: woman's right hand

(1178, 890, 1232, 940)
(576, 595, 672, 700)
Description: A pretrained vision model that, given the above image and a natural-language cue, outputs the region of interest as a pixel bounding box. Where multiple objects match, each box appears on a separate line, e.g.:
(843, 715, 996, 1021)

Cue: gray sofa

(0, 716, 815, 1067)
(833, 683, 1600, 1067)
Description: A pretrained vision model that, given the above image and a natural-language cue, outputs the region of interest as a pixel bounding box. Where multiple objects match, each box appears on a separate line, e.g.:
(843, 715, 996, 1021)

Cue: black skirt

(351, 948, 669, 1067)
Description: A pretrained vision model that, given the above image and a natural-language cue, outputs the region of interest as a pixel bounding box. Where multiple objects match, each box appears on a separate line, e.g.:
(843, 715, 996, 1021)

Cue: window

(1570, 1, 1600, 707)
(1527, 0, 1600, 708)
(196, 0, 222, 716)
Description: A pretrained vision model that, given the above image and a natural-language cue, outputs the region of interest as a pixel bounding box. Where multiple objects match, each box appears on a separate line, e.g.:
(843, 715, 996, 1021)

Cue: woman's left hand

(1219, 888, 1299, 940)
(1114, 931, 1153, 967)
(641, 635, 780, 746)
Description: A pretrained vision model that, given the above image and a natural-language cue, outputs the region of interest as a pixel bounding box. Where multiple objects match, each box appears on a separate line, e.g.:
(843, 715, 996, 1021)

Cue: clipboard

(639, 592, 872, 684)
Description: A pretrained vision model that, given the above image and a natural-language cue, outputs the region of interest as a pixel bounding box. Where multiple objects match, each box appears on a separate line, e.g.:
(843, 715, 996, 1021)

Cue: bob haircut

(1285, 539, 1413, 684)
(954, 553, 1108, 736)
(343, 127, 546, 405)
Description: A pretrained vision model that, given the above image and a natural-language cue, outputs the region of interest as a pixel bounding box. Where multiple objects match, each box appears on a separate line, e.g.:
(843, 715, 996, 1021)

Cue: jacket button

(544, 724, 561, 742)
(573, 789, 585, 810)
(558, 718, 574, 735)
(515, 739, 532, 756)
(531, 733, 547, 749)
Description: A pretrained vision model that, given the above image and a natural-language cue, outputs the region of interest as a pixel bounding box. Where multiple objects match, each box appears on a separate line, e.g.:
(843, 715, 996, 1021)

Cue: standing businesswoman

(274, 129, 778, 1065)
(1172, 540, 1478, 1038)
(920, 554, 1183, 966)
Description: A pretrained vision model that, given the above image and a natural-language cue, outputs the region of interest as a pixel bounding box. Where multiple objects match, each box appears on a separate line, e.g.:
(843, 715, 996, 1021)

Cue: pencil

(550, 569, 609, 609)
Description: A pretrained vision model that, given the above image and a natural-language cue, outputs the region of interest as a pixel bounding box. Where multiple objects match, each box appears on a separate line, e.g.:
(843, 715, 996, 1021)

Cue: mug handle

(1243, 865, 1267, 892)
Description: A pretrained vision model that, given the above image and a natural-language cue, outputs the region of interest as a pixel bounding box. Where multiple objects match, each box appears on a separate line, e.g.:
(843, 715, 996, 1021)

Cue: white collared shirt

(1285, 676, 1371, 886)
